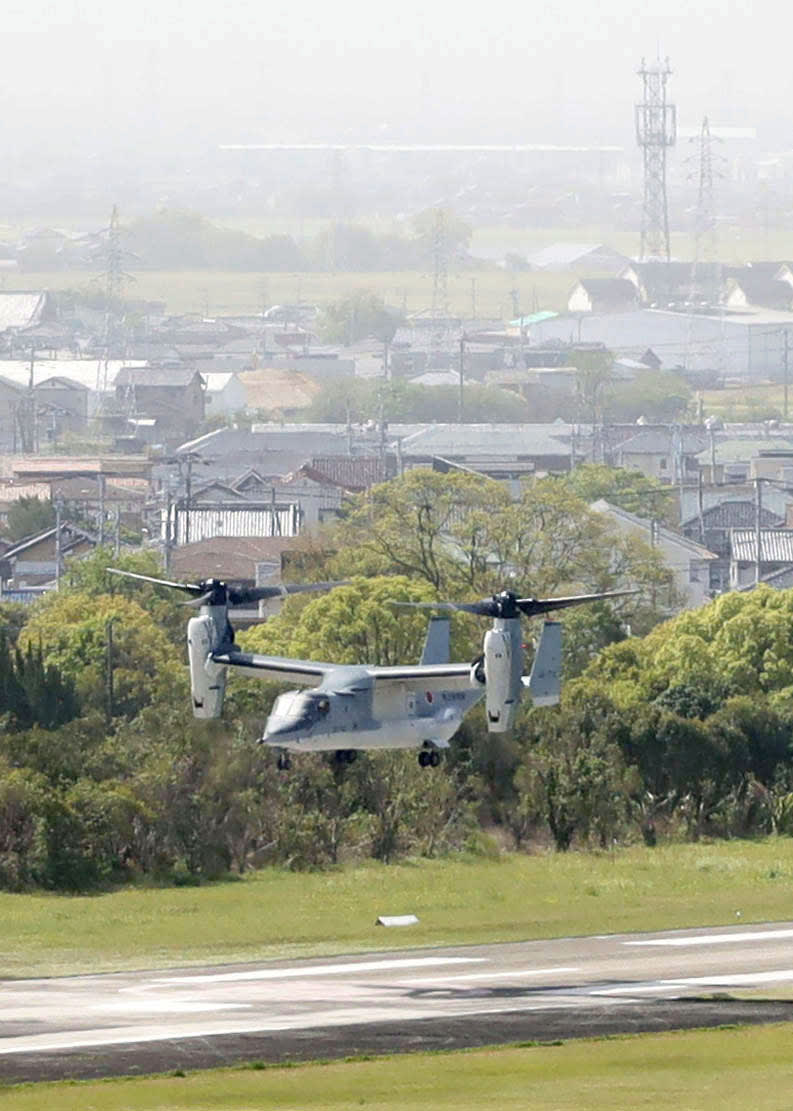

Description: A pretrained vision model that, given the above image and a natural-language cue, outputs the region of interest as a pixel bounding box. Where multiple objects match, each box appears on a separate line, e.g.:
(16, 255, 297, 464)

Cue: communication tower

(635, 58, 676, 260)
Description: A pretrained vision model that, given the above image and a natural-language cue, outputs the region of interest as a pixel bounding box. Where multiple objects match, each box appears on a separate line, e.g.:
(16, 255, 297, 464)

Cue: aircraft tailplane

(522, 620, 562, 707)
(419, 616, 450, 665)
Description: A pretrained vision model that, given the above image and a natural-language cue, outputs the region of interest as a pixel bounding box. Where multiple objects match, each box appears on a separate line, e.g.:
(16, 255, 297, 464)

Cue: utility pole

(458, 335, 466, 424)
(635, 57, 676, 260)
(98, 473, 106, 547)
(784, 330, 789, 420)
(54, 495, 63, 590)
(755, 476, 763, 585)
(105, 617, 117, 725)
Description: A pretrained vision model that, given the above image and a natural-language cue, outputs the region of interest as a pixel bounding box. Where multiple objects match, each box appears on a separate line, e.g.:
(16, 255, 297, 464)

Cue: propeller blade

(516, 589, 640, 616)
(107, 567, 204, 595)
(183, 591, 216, 607)
(226, 580, 349, 606)
(387, 600, 499, 616)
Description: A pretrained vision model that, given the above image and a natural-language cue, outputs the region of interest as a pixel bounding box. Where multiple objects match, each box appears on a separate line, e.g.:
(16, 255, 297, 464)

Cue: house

(681, 500, 785, 592)
(725, 274, 793, 311)
(202, 371, 248, 417)
(1, 522, 97, 588)
(730, 529, 793, 588)
(613, 427, 709, 483)
(590, 499, 717, 609)
(568, 279, 639, 313)
(115, 367, 205, 444)
(621, 261, 723, 306)
(395, 423, 583, 478)
(524, 243, 630, 273)
(34, 376, 90, 441)
(0, 375, 25, 450)
(169, 535, 309, 583)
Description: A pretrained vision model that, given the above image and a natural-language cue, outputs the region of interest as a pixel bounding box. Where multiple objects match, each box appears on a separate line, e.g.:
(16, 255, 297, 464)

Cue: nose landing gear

(418, 749, 440, 768)
(276, 751, 291, 771)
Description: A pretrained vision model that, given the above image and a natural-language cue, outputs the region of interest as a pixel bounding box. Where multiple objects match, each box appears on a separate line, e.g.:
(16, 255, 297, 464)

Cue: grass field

(698, 383, 792, 421)
(2, 1024, 793, 1109)
(1, 267, 576, 319)
(3, 840, 793, 979)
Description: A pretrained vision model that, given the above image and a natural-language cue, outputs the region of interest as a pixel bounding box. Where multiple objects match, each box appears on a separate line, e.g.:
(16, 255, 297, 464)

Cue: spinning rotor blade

(390, 588, 639, 619)
(107, 567, 204, 596)
(516, 588, 639, 617)
(226, 580, 348, 605)
(388, 599, 498, 616)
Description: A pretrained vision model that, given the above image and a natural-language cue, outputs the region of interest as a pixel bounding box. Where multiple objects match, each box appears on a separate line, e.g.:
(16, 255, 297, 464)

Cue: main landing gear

(418, 749, 440, 768)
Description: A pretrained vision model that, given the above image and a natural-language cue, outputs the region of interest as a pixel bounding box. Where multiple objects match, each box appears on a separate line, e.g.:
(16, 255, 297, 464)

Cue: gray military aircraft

(109, 569, 633, 769)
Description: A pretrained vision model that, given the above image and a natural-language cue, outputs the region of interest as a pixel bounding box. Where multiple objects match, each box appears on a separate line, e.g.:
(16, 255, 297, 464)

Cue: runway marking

(625, 928, 793, 948)
(596, 968, 793, 995)
(399, 966, 581, 985)
(154, 957, 487, 986)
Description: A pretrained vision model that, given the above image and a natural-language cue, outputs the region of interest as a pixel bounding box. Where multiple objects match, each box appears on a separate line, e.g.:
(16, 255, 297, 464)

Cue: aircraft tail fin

(522, 620, 562, 707)
(420, 616, 450, 665)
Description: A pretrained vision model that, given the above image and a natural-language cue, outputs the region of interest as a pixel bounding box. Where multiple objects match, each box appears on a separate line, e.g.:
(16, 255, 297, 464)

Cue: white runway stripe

(625, 928, 793, 948)
(155, 956, 487, 985)
(596, 968, 793, 995)
(399, 966, 581, 985)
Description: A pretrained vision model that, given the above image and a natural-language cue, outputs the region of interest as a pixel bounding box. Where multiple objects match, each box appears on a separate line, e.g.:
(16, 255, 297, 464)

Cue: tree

(334, 470, 509, 592)
(2, 497, 55, 542)
(303, 377, 530, 424)
(319, 292, 403, 346)
(0, 633, 79, 732)
(238, 575, 467, 666)
(18, 592, 184, 720)
(564, 463, 675, 526)
(605, 371, 692, 424)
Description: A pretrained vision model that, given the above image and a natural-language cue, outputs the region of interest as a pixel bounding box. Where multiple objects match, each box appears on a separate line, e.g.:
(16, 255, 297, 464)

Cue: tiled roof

(682, 501, 784, 531)
(169, 536, 305, 581)
(303, 456, 390, 491)
(731, 529, 793, 563)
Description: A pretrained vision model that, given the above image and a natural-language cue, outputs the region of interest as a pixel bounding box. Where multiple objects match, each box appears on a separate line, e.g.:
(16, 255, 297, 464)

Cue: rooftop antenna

(635, 57, 676, 261)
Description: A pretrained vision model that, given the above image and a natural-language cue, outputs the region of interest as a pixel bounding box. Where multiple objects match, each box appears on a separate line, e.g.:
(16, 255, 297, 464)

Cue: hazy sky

(0, 0, 787, 160)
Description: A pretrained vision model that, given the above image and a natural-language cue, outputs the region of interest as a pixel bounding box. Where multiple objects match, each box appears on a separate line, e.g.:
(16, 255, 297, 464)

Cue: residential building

(590, 498, 717, 609)
(115, 367, 205, 444)
(681, 500, 785, 592)
(730, 529, 793, 588)
(568, 279, 639, 313)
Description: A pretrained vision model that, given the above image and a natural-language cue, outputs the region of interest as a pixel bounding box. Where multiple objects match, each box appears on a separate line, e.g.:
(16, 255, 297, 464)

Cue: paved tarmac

(3, 920, 793, 1082)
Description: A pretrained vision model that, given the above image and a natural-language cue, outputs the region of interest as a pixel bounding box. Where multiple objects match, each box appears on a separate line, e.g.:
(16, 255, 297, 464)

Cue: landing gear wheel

(335, 749, 358, 764)
(429, 750, 440, 767)
(418, 750, 431, 768)
(276, 751, 291, 771)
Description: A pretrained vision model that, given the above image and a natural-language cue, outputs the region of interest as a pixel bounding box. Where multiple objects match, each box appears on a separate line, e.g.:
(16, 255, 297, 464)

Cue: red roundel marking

(425, 691, 433, 703)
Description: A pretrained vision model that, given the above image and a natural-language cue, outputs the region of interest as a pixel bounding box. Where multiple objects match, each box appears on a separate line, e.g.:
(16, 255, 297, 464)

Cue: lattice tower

(635, 58, 676, 261)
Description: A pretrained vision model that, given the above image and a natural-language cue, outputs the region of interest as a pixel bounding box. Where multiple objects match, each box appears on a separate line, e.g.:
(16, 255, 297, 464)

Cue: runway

(3, 920, 793, 1082)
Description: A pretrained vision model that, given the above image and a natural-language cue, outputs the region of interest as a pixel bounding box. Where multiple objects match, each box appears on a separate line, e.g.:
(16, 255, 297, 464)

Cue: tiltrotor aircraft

(109, 568, 633, 769)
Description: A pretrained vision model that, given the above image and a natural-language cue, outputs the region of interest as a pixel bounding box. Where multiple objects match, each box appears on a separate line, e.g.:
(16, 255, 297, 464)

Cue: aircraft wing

(211, 650, 336, 686)
(367, 663, 472, 689)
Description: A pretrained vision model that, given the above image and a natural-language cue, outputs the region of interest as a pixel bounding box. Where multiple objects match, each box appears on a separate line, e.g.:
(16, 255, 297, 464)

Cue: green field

(1, 267, 576, 319)
(2, 1024, 793, 1109)
(3, 841, 793, 979)
(698, 383, 792, 421)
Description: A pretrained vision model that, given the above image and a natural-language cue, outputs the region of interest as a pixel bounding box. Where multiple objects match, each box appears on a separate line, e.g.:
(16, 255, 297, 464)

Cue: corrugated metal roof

(0, 359, 146, 391)
(171, 505, 300, 544)
(731, 528, 793, 562)
(0, 292, 46, 332)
